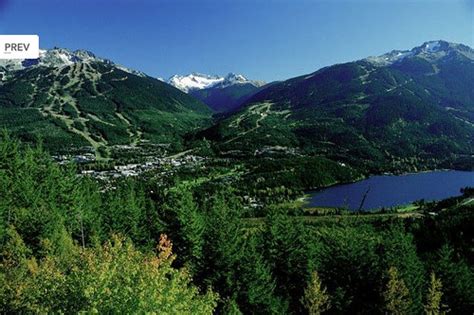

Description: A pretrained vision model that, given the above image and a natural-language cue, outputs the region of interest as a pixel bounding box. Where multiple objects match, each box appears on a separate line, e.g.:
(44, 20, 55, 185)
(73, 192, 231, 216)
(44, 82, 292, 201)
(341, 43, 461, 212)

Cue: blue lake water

(306, 170, 473, 211)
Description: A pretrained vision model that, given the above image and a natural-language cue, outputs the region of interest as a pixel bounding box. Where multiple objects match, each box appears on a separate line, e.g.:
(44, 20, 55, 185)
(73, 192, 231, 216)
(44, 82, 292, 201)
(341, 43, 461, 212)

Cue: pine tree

(424, 272, 447, 315)
(222, 298, 243, 315)
(103, 180, 147, 243)
(198, 189, 246, 311)
(384, 267, 411, 315)
(239, 235, 287, 313)
(166, 188, 205, 273)
(263, 206, 313, 311)
(302, 271, 331, 315)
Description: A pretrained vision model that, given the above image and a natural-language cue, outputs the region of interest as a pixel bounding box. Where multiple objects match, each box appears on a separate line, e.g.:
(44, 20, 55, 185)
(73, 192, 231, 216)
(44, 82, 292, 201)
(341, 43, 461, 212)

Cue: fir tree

(302, 271, 331, 315)
(424, 272, 448, 315)
(384, 267, 411, 315)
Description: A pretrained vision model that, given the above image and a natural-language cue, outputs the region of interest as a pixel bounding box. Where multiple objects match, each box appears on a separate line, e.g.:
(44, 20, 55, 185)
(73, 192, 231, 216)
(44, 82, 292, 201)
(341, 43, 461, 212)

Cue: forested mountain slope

(201, 41, 474, 171)
(0, 49, 212, 157)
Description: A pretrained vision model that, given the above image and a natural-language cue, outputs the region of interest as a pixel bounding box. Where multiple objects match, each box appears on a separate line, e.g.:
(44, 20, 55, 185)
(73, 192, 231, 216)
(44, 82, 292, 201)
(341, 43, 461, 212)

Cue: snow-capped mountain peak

(167, 72, 265, 92)
(365, 40, 474, 66)
(421, 40, 442, 53)
(220, 73, 249, 86)
(168, 73, 224, 92)
(0, 48, 103, 71)
(0, 47, 144, 78)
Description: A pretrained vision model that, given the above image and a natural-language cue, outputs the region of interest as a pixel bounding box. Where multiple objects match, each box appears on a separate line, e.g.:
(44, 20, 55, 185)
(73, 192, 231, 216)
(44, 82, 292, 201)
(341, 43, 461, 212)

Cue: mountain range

(0, 40, 472, 171)
(167, 73, 266, 112)
(199, 40, 474, 171)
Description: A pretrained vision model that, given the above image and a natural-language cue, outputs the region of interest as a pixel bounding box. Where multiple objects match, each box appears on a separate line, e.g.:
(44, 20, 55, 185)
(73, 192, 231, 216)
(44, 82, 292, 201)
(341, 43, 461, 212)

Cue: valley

(2, 41, 471, 207)
(1, 40, 473, 314)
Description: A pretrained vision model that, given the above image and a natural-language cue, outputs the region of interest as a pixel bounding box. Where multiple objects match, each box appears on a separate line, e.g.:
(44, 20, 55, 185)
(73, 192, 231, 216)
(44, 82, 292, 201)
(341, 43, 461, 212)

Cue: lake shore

(303, 170, 474, 211)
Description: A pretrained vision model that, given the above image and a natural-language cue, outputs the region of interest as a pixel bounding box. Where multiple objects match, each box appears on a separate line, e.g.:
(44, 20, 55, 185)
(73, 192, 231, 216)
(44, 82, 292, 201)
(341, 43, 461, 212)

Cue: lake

(306, 170, 473, 211)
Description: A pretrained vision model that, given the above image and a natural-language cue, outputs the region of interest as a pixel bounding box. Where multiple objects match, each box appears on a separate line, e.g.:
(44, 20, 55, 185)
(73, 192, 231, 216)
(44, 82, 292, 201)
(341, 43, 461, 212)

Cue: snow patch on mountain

(423, 41, 441, 53)
(167, 72, 265, 93)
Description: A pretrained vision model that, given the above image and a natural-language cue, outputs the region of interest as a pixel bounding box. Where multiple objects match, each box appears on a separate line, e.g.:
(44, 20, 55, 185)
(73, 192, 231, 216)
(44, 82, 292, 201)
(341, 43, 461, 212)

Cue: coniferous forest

(1, 133, 473, 314)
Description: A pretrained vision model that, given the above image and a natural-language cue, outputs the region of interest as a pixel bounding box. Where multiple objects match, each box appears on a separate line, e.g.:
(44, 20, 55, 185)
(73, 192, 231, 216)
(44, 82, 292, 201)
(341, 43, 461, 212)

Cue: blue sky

(0, 0, 472, 82)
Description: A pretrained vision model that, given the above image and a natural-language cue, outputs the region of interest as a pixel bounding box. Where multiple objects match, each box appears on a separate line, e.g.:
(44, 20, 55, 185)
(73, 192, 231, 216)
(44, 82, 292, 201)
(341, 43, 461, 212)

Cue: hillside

(199, 41, 474, 172)
(0, 49, 212, 158)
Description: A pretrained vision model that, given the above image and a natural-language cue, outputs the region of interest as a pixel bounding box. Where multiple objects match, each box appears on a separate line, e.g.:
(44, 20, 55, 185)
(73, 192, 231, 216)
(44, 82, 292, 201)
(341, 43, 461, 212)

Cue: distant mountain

(200, 40, 474, 172)
(0, 48, 211, 157)
(365, 40, 474, 66)
(168, 73, 224, 93)
(168, 73, 266, 112)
